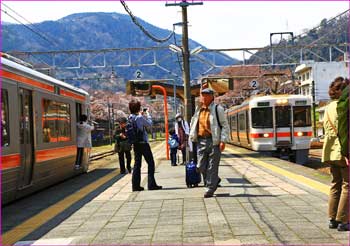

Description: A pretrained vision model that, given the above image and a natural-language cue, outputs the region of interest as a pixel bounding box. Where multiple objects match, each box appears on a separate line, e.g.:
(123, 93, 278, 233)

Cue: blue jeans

(132, 142, 157, 189)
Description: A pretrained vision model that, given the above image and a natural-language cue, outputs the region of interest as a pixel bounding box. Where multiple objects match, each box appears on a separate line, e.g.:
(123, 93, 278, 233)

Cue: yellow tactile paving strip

(225, 146, 329, 195)
(2, 142, 164, 245)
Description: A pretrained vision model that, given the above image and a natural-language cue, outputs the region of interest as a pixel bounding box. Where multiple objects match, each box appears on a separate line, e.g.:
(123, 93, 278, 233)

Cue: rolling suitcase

(185, 160, 201, 188)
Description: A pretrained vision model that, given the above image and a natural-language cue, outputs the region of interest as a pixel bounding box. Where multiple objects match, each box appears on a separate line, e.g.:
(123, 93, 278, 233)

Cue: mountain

(2, 12, 238, 91)
(248, 13, 349, 65)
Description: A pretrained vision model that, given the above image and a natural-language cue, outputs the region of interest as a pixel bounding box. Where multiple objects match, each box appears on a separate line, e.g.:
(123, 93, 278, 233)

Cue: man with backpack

(127, 99, 162, 192)
(189, 88, 229, 198)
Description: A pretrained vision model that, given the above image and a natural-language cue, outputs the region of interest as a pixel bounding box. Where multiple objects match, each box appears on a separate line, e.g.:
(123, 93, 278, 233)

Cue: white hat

(175, 113, 183, 119)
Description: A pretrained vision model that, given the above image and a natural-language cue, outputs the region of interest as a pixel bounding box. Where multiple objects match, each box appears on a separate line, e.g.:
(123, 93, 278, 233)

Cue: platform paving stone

(19, 146, 350, 245)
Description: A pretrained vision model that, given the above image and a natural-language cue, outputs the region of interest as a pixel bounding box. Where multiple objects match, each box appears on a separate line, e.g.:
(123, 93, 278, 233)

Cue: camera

(143, 108, 148, 112)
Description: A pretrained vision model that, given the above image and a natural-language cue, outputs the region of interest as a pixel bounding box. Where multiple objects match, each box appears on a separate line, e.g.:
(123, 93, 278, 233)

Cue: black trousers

(170, 148, 178, 165)
(132, 142, 157, 189)
(118, 151, 131, 172)
(75, 147, 84, 166)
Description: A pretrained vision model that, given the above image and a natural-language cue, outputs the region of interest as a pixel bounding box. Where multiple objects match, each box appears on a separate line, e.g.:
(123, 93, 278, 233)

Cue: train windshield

(293, 106, 312, 127)
(275, 106, 291, 127)
(251, 107, 273, 128)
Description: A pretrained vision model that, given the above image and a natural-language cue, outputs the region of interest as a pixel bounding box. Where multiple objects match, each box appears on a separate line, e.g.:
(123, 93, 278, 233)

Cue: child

(168, 128, 179, 166)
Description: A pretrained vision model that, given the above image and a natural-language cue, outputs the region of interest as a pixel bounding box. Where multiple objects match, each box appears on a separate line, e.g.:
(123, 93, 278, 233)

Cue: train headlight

(276, 99, 288, 104)
(297, 131, 303, 137)
(263, 133, 269, 138)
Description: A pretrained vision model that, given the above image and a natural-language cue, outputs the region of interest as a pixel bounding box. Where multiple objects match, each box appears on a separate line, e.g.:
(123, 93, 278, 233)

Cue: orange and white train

(226, 94, 312, 164)
(1, 54, 90, 204)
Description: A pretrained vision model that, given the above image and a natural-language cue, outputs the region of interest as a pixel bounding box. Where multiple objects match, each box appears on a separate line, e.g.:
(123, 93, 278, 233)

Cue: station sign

(250, 80, 259, 89)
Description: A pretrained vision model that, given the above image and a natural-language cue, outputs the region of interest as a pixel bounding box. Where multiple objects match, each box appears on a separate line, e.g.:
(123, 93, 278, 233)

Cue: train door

(76, 102, 82, 122)
(19, 88, 34, 187)
(274, 105, 292, 149)
(245, 110, 250, 145)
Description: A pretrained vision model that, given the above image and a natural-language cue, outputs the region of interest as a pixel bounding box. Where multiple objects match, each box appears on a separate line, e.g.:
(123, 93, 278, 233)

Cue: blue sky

(1, 1, 348, 59)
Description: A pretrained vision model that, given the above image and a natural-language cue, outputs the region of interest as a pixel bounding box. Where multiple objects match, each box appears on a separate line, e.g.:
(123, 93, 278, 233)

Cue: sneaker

(329, 219, 340, 229)
(337, 223, 350, 231)
(217, 178, 222, 187)
(132, 187, 144, 192)
(204, 192, 213, 198)
(74, 165, 80, 170)
(148, 185, 162, 190)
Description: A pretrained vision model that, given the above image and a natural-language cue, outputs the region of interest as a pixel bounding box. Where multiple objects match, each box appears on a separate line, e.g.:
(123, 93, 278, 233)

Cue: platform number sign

(250, 80, 259, 89)
(134, 70, 143, 79)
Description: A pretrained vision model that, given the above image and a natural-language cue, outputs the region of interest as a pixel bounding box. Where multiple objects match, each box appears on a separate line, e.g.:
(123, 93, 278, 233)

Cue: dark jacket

(114, 127, 131, 152)
(337, 85, 349, 158)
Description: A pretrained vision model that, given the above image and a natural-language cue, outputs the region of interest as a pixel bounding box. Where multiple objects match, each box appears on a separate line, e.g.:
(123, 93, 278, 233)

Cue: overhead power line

(120, 0, 174, 43)
(1, 4, 58, 47)
(294, 9, 349, 41)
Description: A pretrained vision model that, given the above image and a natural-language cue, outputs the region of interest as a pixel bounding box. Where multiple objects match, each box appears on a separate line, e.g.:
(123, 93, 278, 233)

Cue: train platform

(2, 142, 349, 245)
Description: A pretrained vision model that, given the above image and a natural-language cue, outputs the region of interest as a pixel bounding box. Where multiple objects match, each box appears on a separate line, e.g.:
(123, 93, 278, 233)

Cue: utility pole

(311, 80, 317, 137)
(166, 0, 202, 124)
(107, 98, 112, 145)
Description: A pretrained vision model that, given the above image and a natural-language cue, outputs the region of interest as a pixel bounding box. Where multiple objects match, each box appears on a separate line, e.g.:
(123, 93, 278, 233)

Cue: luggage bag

(185, 160, 201, 188)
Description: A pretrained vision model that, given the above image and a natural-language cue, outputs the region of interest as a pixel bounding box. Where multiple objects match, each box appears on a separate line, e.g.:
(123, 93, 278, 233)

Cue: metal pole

(173, 79, 177, 117)
(107, 98, 112, 145)
(181, 4, 192, 125)
(312, 80, 317, 137)
(152, 85, 170, 160)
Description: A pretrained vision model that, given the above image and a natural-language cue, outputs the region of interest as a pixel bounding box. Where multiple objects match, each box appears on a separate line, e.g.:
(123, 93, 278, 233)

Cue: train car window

(238, 113, 245, 131)
(251, 107, 273, 128)
(293, 106, 311, 127)
(42, 99, 58, 142)
(42, 99, 71, 143)
(1, 90, 10, 147)
(57, 102, 71, 141)
(275, 106, 291, 127)
(231, 115, 237, 131)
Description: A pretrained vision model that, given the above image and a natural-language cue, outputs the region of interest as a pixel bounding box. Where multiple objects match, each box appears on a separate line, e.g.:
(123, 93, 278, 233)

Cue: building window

(306, 72, 310, 80)
(1, 90, 10, 147)
(42, 99, 71, 143)
(302, 74, 305, 81)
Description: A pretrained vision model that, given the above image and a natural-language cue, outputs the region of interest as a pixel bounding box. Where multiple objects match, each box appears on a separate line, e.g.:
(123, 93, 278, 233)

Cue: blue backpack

(168, 137, 179, 148)
(126, 116, 144, 144)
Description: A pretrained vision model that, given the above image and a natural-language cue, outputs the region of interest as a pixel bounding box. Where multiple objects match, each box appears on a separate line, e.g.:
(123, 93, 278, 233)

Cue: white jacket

(77, 121, 94, 148)
(175, 119, 192, 151)
(189, 102, 229, 145)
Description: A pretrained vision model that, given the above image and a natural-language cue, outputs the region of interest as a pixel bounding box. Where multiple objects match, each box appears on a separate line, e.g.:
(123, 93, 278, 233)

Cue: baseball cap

(201, 88, 215, 95)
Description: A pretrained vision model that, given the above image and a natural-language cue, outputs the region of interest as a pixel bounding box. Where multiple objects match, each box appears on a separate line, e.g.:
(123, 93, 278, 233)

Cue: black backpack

(126, 115, 144, 144)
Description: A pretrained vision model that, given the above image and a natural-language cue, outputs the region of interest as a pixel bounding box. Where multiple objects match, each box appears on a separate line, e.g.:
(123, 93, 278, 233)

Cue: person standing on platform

(75, 114, 94, 169)
(114, 117, 132, 174)
(322, 77, 349, 231)
(128, 99, 162, 192)
(168, 128, 179, 166)
(175, 113, 190, 165)
(189, 88, 229, 198)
